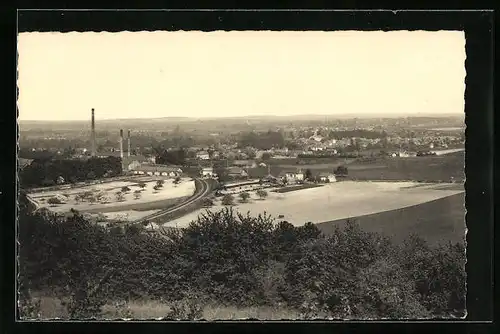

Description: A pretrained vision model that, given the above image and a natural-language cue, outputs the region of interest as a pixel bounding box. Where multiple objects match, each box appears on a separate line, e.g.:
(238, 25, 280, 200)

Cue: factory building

(89, 108, 182, 176)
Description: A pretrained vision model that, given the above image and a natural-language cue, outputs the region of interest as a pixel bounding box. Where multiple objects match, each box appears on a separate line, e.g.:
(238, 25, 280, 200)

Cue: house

(309, 134, 323, 142)
(318, 172, 337, 183)
(131, 164, 183, 177)
(196, 151, 210, 160)
(201, 167, 215, 178)
(227, 167, 248, 179)
(279, 169, 305, 184)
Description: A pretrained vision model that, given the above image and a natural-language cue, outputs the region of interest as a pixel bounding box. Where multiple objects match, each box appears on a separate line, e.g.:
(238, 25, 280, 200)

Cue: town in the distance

(18, 109, 465, 242)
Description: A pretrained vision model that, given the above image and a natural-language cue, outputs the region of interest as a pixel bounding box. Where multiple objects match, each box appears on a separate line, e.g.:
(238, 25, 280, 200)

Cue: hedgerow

(17, 201, 466, 319)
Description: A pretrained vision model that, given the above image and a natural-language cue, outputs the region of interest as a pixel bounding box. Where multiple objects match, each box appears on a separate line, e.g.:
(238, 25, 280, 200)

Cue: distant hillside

(19, 114, 464, 131)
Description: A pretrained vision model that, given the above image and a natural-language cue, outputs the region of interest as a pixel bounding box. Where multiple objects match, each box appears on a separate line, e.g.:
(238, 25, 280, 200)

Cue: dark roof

(281, 168, 301, 174)
(105, 151, 125, 158)
(247, 167, 269, 179)
(122, 155, 149, 164)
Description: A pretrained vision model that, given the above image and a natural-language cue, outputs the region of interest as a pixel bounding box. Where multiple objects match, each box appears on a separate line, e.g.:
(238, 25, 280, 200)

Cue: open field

(101, 209, 162, 222)
(268, 157, 357, 166)
(83, 196, 189, 214)
(431, 148, 465, 155)
(273, 183, 323, 193)
(165, 181, 464, 230)
(345, 151, 464, 182)
(428, 127, 464, 131)
(316, 192, 465, 246)
(268, 151, 464, 179)
(29, 295, 301, 320)
(29, 178, 195, 214)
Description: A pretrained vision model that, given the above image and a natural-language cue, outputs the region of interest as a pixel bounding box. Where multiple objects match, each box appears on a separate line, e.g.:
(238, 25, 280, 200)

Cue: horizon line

(18, 113, 464, 122)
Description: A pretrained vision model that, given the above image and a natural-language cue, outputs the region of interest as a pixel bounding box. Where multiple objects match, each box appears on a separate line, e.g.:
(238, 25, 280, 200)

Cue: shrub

(99, 195, 111, 204)
(239, 191, 251, 203)
(202, 198, 214, 207)
(121, 186, 131, 192)
(82, 191, 94, 200)
(138, 182, 147, 189)
(115, 191, 125, 202)
(133, 190, 142, 200)
(156, 180, 165, 188)
(17, 205, 466, 319)
(95, 191, 107, 201)
(62, 268, 115, 319)
(88, 195, 97, 205)
(17, 289, 41, 320)
(334, 165, 348, 176)
(398, 235, 466, 316)
(164, 297, 204, 320)
(256, 189, 268, 200)
(180, 208, 276, 305)
(47, 197, 63, 205)
(221, 194, 234, 206)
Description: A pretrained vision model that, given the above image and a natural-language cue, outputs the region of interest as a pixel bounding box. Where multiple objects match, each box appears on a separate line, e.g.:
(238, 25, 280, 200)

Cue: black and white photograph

(16, 27, 468, 321)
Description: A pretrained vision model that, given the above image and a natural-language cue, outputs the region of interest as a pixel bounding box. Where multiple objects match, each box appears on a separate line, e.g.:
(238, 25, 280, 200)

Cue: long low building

(130, 164, 183, 177)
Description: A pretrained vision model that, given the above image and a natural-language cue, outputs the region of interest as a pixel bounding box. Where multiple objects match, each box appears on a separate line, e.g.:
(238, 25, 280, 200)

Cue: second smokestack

(119, 129, 124, 159)
(127, 130, 131, 157)
(91, 108, 96, 157)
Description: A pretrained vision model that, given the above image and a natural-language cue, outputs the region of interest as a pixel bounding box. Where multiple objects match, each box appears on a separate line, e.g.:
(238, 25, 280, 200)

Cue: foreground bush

(17, 204, 466, 319)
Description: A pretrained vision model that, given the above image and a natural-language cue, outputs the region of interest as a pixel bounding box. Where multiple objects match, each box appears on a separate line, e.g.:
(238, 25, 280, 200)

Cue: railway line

(131, 178, 213, 225)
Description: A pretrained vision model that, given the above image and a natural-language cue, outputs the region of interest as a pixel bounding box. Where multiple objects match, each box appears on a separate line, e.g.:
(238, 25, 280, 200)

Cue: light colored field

(102, 209, 161, 221)
(166, 181, 464, 228)
(31, 296, 301, 320)
(429, 127, 464, 131)
(30, 178, 195, 213)
(431, 148, 465, 156)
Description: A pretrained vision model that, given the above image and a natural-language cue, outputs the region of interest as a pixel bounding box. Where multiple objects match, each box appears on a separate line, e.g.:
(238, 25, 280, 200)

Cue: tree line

(18, 193, 465, 320)
(153, 147, 188, 166)
(238, 130, 286, 150)
(19, 156, 123, 188)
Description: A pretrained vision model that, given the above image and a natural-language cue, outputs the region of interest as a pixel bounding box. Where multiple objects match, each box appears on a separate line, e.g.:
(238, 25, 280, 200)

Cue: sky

(17, 31, 466, 121)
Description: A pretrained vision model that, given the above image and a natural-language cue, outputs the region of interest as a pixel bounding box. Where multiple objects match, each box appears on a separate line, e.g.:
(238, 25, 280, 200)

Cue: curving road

(131, 178, 212, 225)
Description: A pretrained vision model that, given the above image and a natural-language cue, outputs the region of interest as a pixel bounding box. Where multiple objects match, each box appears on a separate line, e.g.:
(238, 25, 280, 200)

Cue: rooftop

(132, 164, 183, 173)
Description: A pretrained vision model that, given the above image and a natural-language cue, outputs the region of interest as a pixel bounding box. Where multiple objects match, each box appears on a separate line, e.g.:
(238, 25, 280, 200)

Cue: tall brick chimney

(91, 108, 96, 157)
(127, 130, 131, 157)
(119, 129, 124, 159)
